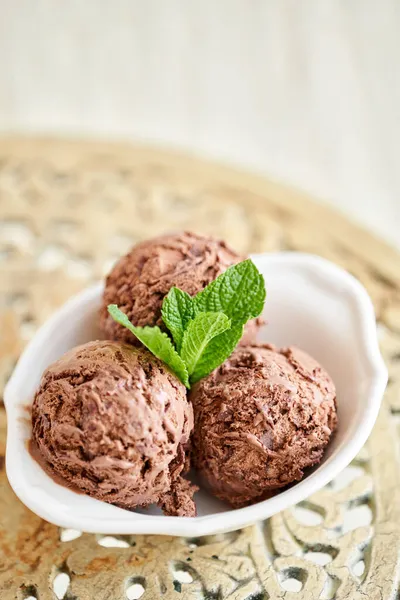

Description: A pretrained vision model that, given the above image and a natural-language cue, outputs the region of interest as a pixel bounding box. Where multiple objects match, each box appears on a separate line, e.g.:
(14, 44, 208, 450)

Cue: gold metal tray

(1, 138, 399, 600)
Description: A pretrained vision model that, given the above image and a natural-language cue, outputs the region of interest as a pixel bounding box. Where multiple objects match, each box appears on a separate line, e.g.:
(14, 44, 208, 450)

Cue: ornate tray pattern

(1, 138, 400, 600)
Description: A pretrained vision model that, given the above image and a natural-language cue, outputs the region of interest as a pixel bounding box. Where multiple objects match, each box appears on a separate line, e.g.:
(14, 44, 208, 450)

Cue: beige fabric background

(0, 1, 399, 247)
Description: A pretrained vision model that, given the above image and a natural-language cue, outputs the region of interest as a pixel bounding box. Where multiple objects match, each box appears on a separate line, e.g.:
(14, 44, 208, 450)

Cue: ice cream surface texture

(31, 340, 196, 516)
(100, 231, 261, 345)
(191, 344, 337, 507)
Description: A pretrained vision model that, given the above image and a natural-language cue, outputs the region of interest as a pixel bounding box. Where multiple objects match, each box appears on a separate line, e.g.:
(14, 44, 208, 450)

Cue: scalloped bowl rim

(4, 252, 388, 536)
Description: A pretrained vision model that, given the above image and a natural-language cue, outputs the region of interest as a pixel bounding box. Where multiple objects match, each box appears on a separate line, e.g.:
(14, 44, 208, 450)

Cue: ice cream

(190, 344, 337, 507)
(100, 231, 261, 345)
(31, 340, 196, 516)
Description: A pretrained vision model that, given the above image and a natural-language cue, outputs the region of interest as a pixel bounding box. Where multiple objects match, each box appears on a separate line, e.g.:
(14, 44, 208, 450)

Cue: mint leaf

(189, 324, 243, 383)
(193, 259, 265, 326)
(161, 287, 194, 351)
(107, 305, 190, 388)
(180, 312, 231, 380)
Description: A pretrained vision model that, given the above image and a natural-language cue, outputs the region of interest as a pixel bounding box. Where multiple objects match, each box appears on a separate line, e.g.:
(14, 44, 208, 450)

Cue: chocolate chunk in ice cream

(31, 340, 196, 516)
(100, 231, 262, 346)
(190, 344, 337, 507)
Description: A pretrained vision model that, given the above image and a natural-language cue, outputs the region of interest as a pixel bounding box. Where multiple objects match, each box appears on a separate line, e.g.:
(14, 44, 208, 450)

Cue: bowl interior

(5, 253, 384, 532)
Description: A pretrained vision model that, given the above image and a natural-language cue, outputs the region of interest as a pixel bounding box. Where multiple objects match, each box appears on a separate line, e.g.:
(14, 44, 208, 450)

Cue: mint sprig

(108, 259, 266, 388)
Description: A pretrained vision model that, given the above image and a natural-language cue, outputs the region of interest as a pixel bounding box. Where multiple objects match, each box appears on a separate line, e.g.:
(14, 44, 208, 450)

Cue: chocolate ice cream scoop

(190, 344, 337, 507)
(100, 231, 261, 345)
(31, 340, 196, 516)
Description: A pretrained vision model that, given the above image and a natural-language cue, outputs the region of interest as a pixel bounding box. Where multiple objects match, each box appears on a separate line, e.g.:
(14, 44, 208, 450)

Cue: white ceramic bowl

(4, 253, 387, 536)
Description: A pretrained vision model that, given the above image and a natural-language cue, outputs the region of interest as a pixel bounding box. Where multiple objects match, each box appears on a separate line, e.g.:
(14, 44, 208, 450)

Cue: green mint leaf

(107, 305, 190, 388)
(189, 323, 243, 384)
(161, 287, 194, 351)
(180, 312, 231, 379)
(193, 259, 266, 326)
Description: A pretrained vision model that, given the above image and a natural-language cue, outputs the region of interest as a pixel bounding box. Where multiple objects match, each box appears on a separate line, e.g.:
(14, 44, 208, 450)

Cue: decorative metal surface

(0, 138, 399, 600)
